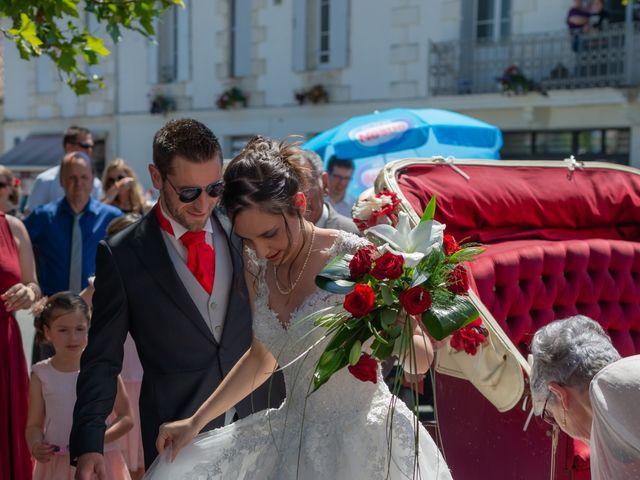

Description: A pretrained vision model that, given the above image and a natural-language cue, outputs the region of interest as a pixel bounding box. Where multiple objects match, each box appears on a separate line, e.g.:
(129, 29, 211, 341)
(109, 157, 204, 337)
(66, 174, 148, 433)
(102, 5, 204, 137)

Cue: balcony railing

(429, 24, 640, 96)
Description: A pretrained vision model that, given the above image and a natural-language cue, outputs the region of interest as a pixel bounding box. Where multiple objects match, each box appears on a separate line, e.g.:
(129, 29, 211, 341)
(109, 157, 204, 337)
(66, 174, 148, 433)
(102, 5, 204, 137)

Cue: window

(158, 7, 178, 83)
(293, 0, 348, 72)
(501, 129, 630, 165)
(476, 0, 511, 41)
(230, 0, 252, 77)
(318, 0, 331, 64)
(148, 2, 190, 84)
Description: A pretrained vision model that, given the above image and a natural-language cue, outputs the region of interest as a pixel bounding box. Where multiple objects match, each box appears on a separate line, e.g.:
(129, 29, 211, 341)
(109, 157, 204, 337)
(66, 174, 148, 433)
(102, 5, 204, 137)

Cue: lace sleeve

(332, 231, 372, 257)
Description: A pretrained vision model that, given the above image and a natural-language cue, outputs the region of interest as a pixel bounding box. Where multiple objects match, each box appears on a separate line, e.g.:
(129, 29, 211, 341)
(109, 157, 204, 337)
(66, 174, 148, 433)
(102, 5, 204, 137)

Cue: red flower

(349, 246, 376, 278)
(13, 177, 21, 187)
(371, 252, 404, 280)
(450, 318, 487, 355)
(443, 234, 460, 256)
(343, 284, 376, 317)
(448, 265, 469, 294)
(348, 353, 378, 383)
(399, 286, 432, 315)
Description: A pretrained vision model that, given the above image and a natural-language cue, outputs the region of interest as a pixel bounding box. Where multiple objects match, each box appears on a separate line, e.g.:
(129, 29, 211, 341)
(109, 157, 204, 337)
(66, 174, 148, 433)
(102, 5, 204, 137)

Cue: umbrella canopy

(303, 108, 502, 198)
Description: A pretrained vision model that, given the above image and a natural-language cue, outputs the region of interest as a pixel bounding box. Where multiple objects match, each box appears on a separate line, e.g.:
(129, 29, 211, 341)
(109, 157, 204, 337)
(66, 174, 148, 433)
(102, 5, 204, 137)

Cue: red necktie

(156, 205, 215, 294)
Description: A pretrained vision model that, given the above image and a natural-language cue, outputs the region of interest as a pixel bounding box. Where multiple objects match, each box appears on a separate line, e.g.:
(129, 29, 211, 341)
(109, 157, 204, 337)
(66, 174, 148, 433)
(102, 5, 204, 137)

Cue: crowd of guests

(0, 123, 361, 480)
(1, 120, 638, 479)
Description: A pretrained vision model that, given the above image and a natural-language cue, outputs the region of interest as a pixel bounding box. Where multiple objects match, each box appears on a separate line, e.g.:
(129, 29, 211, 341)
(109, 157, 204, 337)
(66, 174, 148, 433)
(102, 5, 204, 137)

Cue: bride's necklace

(273, 226, 316, 295)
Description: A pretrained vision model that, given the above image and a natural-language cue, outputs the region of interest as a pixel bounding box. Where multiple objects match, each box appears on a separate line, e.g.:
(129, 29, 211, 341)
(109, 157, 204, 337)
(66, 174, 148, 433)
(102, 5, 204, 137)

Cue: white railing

(429, 24, 640, 96)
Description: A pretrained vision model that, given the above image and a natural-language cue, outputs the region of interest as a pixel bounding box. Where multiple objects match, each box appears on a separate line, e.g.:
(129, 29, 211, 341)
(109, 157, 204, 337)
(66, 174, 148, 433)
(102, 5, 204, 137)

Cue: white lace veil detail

(589, 355, 640, 480)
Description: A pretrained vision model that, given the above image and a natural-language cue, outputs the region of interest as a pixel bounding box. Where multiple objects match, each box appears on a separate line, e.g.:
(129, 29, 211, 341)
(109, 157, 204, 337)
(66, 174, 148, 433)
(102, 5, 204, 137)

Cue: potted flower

(294, 84, 329, 105)
(149, 90, 176, 115)
(216, 87, 248, 110)
(496, 65, 547, 96)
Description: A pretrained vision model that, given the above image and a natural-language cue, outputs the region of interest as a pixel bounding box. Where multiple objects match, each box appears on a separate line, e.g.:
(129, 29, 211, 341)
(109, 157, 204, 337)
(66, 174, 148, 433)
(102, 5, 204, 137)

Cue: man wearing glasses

(326, 156, 356, 217)
(24, 125, 102, 215)
(70, 119, 284, 479)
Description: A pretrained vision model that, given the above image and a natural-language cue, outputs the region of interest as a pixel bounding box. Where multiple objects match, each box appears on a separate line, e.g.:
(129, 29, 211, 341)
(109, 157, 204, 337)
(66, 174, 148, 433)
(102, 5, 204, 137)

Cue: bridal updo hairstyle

(222, 135, 312, 269)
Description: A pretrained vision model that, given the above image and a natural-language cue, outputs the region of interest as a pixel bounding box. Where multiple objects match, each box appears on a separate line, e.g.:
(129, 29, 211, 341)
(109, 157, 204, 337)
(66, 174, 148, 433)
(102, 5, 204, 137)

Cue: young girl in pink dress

(25, 292, 133, 480)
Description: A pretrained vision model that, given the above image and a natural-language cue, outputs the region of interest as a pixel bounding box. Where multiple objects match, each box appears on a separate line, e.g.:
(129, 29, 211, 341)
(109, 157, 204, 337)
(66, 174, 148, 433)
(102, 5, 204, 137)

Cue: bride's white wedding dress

(145, 232, 452, 479)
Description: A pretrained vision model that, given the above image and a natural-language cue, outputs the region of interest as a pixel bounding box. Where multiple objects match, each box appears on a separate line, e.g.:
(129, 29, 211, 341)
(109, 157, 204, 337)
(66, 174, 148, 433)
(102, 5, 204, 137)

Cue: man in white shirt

(24, 125, 102, 214)
(326, 156, 356, 217)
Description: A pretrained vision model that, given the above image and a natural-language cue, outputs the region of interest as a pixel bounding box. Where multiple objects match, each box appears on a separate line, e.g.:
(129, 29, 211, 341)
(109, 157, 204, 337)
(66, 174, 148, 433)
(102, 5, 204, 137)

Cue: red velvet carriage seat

(378, 159, 640, 480)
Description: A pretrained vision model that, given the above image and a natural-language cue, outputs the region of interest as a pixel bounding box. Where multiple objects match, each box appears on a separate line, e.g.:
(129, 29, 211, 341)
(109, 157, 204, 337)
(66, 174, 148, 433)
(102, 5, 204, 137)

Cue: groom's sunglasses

(165, 177, 224, 203)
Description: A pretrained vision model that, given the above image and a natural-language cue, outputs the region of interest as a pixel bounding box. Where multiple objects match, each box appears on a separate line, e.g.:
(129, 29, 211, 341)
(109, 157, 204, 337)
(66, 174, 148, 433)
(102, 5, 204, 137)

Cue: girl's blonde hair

(101, 158, 146, 212)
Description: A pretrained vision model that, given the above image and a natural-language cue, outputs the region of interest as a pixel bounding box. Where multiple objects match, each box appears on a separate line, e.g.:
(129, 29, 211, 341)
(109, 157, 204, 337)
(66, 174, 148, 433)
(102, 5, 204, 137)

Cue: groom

(70, 119, 285, 478)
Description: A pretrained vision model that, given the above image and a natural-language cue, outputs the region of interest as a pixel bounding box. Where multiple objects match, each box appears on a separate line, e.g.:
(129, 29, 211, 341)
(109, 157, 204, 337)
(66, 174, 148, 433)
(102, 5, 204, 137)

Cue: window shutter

(147, 18, 159, 84)
(86, 13, 104, 79)
(176, 2, 190, 81)
(326, 0, 348, 69)
(292, 0, 307, 72)
(36, 56, 55, 94)
(232, 0, 253, 77)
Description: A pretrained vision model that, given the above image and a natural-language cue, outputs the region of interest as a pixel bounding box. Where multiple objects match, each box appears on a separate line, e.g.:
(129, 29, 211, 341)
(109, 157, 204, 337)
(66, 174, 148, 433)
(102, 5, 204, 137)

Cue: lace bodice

(248, 231, 379, 418)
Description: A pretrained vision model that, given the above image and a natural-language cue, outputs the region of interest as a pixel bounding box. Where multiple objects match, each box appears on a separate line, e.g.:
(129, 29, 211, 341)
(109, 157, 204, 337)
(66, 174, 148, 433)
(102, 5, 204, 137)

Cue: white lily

(366, 211, 446, 267)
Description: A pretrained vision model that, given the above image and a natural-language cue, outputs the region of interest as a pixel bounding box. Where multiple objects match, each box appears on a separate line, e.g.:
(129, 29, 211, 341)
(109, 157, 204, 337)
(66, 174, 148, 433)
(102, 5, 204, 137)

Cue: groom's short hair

(153, 118, 223, 178)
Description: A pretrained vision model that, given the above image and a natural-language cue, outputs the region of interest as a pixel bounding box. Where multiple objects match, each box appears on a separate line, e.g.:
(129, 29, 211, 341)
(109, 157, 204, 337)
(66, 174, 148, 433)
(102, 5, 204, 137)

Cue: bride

(145, 137, 452, 479)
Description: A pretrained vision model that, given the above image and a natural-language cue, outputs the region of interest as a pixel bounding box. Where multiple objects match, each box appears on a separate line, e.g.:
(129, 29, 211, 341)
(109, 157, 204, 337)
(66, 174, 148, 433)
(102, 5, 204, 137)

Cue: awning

(0, 134, 64, 172)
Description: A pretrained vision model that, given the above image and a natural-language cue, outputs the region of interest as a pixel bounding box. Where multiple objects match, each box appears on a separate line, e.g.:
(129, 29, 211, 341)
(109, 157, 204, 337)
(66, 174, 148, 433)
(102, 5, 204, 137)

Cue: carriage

(375, 157, 640, 479)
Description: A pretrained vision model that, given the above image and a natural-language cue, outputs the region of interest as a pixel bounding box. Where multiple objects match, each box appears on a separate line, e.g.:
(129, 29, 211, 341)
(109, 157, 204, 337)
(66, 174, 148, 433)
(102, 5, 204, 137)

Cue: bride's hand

(155, 417, 199, 463)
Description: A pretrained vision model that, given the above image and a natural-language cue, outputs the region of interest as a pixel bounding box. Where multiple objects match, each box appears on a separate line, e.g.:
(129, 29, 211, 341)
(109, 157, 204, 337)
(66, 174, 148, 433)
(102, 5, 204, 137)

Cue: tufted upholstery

(472, 239, 640, 357)
(389, 160, 640, 480)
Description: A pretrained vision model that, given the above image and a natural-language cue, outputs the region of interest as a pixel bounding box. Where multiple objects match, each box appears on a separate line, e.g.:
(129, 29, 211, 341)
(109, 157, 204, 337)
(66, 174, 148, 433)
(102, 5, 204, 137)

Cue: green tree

(1, 0, 183, 95)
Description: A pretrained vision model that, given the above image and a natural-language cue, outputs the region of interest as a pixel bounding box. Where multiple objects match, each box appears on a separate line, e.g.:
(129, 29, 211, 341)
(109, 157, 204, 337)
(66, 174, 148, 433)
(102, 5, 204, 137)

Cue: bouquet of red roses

(311, 195, 485, 392)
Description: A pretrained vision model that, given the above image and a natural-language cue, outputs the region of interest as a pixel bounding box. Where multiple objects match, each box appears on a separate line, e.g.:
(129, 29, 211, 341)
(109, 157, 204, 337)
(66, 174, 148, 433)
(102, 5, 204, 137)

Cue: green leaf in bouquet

(411, 270, 429, 287)
(421, 296, 479, 340)
(371, 338, 395, 360)
(380, 308, 398, 328)
(448, 246, 486, 264)
(366, 320, 390, 345)
(385, 325, 402, 339)
(348, 340, 362, 366)
(316, 254, 350, 280)
(315, 277, 356, 294)
(419, 194, 437, 223)
(313, 348, 348, 392)
(380, 284, 395, 305)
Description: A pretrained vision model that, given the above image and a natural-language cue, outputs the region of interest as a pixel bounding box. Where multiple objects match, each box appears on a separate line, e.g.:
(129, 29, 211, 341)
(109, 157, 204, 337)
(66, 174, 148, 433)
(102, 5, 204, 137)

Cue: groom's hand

(156, 417, 199, 463)
(75, 452, 106, 480)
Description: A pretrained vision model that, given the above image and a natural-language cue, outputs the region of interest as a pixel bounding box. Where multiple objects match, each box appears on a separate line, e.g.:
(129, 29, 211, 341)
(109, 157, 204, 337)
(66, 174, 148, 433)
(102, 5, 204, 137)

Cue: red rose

(348, 353, 378, 384)
(448, 265, 469, 294)
(399, 286, 432, 315)
(371, 252, 404, 280)
(450, 318, 487, 355)
(343, 284, 376, 317)
(443, 234, 460, 256)
(349, 246, 376, 278)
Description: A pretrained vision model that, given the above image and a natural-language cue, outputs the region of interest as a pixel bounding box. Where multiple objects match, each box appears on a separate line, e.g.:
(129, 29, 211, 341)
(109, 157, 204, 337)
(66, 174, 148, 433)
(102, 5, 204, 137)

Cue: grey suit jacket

(324, 202, 361, 235)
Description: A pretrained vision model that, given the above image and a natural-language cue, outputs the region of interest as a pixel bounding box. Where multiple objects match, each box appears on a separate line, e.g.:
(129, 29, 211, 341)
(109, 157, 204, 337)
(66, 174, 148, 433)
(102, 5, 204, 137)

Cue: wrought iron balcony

(428, 23, 640, 96)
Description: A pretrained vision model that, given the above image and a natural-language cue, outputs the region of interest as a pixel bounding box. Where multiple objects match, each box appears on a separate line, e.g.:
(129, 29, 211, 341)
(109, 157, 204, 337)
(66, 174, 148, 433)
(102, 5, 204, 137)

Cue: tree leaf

(85, 34, 110, 56)
(18, 14, 43, 52)
(419, 195, 437, 223)
(421, 296, 479, 340)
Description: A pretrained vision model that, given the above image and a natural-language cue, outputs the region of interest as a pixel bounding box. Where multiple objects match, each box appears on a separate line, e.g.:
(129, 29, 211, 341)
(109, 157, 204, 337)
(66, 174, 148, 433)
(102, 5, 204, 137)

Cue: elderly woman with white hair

(530, 315, 640, 479)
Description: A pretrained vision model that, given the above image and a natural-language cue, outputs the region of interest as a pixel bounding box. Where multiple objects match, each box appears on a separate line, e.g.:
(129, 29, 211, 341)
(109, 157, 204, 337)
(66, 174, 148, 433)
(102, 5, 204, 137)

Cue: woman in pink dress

(26, 292, 133, 480)
(0, 176, 41, 480)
